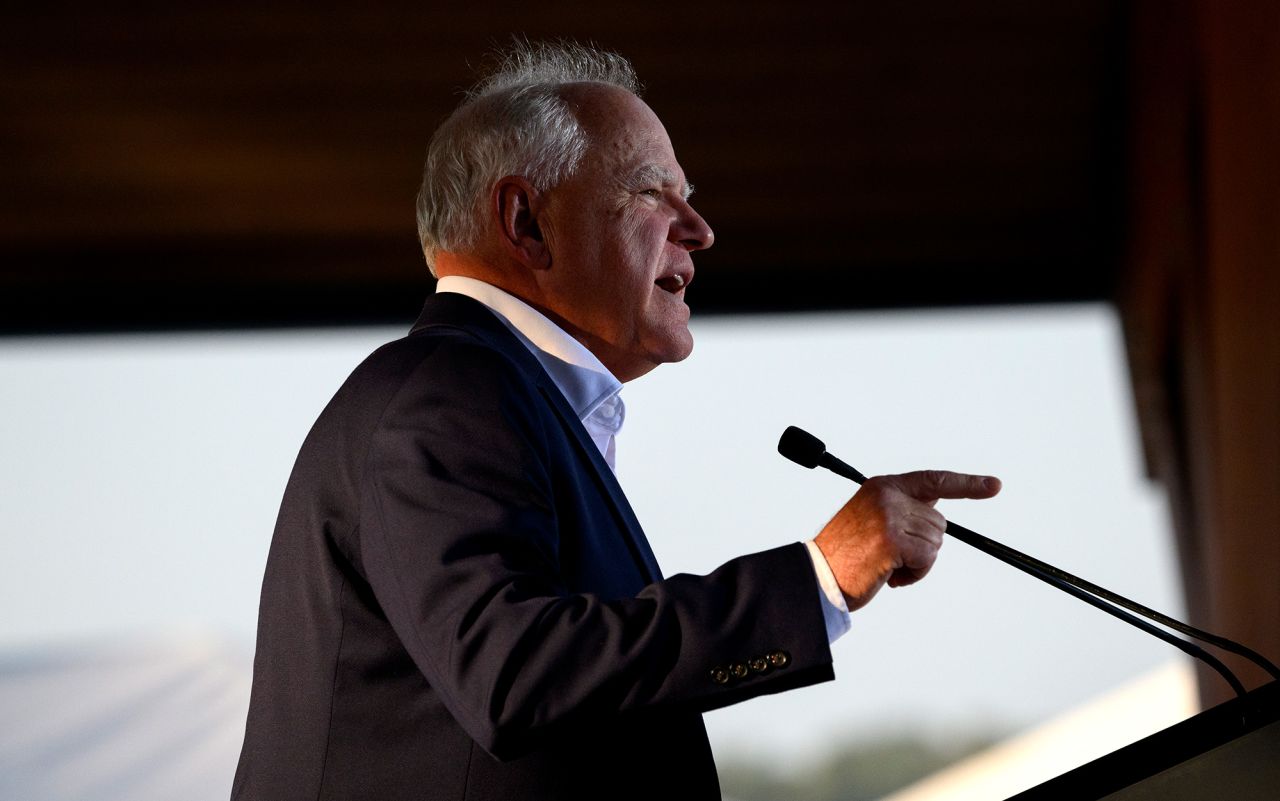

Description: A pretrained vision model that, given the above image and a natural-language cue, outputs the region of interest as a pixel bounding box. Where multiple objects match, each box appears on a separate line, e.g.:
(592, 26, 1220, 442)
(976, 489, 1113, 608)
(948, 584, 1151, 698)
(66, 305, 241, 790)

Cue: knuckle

(921, 469, 948, 490)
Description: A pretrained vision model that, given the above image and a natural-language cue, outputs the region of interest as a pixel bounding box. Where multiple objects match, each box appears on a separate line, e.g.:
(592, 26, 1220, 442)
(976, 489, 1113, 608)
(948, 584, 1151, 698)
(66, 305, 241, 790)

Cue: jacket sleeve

(356, 338, 835, 760)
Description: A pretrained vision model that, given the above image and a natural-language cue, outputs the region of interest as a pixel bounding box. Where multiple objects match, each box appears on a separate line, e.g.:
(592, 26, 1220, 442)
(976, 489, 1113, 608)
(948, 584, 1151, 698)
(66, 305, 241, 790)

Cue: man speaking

(232, 40, 1001, 800)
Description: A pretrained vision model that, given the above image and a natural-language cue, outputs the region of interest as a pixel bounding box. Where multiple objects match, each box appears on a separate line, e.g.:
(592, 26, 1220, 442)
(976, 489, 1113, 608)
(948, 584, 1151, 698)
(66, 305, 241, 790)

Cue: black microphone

(778, 425, 868, 482)
(778, 425, 1280, 696)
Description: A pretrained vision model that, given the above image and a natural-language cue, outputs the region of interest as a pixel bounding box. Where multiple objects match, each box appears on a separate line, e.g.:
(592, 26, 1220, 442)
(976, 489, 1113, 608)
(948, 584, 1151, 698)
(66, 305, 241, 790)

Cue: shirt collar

(434, 276, 623, 422)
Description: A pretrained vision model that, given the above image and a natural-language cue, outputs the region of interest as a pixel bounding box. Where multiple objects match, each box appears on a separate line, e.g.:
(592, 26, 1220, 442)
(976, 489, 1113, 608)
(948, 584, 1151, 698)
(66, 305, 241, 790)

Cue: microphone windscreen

(778, 426, 826, 469)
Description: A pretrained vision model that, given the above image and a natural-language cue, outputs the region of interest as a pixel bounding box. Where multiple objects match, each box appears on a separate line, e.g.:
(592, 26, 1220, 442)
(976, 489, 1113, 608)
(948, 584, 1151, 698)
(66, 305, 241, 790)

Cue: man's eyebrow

(628, 164, 695, 200)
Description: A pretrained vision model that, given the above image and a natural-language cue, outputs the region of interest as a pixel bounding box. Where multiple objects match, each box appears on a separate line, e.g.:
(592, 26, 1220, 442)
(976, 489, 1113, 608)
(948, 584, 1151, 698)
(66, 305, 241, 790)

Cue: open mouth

(654, 273, 687, 294)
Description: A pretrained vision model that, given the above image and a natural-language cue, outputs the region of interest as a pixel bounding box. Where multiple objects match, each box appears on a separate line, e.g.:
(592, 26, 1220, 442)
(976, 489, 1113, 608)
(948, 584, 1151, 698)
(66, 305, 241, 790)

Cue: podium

(1009, 680, 1280, 799)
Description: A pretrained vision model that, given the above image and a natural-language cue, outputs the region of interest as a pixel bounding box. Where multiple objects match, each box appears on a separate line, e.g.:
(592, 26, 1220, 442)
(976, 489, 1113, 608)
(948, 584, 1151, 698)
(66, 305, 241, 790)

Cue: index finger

(887, 470, 1002, 502)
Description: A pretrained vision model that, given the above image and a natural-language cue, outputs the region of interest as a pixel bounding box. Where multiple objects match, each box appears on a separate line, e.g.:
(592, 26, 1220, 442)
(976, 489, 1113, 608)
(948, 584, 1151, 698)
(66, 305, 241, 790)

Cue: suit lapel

(411, 293, 663, 583)
(534, 383, 663, 582)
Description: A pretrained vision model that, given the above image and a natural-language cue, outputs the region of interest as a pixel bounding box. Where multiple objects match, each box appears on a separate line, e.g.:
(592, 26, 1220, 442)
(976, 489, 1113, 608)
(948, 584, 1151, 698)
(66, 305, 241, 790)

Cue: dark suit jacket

(232, 293, 835, 800)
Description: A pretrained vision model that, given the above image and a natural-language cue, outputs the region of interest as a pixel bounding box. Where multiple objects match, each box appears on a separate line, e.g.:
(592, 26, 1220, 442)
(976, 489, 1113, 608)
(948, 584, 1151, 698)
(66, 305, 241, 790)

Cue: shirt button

(767, 650, 791, 669)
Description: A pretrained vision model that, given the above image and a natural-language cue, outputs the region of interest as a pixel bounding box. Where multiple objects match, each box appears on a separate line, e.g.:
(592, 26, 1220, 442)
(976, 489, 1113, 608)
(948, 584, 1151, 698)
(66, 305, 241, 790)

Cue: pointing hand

(815, 470, 1001, 612)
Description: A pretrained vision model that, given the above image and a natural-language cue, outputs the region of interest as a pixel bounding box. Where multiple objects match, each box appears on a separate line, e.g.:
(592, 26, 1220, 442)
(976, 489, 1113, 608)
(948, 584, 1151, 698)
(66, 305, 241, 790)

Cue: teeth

(656, 274, 688, 293)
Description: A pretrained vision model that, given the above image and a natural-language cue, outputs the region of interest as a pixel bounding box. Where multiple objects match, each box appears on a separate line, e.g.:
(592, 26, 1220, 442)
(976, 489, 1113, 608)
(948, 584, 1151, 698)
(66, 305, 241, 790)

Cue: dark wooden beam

(1, 2, 1126, 332)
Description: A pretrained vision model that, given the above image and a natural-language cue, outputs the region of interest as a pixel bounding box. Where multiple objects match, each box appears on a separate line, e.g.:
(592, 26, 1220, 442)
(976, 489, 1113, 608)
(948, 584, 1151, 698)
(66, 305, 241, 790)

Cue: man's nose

(671, 198, 714, 251)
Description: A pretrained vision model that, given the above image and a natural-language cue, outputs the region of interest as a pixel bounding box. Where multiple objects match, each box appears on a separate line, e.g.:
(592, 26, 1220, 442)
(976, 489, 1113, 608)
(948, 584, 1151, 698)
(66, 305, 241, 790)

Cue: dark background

(1, 1, 1124, 331)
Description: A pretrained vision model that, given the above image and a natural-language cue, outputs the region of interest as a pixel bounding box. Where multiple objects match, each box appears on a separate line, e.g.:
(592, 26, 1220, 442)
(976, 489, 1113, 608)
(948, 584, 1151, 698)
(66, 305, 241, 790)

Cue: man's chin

(617, 334, 693, 382)
(660, 328, 694, 364)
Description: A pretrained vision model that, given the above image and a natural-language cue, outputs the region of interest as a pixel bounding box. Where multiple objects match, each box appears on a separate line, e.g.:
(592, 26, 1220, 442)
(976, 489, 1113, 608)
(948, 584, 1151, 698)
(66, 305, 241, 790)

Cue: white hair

(414, 40, 640, 272)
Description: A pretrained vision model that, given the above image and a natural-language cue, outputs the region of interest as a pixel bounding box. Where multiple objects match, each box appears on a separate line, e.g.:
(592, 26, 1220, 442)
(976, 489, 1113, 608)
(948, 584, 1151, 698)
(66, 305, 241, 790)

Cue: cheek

(601, 215, 662, 288)
(615, 204, 665, 248)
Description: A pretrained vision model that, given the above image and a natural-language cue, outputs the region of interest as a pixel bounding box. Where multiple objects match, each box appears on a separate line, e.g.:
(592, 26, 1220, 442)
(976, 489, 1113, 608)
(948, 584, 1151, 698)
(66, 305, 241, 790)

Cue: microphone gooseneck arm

(777, 426, 1280, 697)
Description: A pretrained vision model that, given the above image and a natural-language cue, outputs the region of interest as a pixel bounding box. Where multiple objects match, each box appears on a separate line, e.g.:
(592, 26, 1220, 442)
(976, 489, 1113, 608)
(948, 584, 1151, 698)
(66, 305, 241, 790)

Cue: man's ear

(494, 176, 551, 271)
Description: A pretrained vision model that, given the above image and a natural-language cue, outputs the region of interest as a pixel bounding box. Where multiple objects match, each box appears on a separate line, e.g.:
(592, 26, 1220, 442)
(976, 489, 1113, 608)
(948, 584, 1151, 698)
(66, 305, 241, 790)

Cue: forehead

(566, 84, 680, 177)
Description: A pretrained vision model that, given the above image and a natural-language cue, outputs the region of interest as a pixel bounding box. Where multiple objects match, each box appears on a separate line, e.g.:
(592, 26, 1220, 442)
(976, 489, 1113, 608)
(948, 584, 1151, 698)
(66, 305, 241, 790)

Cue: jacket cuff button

(730, 662, 749, 679)
(749, 657, 769, 673)
(710, 667, 730, 685)
(767, 650, 791, 668)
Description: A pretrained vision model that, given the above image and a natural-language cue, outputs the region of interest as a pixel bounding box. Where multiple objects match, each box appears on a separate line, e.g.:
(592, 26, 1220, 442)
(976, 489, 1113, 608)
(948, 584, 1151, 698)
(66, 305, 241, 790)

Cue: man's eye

(639, 188, 661, 198)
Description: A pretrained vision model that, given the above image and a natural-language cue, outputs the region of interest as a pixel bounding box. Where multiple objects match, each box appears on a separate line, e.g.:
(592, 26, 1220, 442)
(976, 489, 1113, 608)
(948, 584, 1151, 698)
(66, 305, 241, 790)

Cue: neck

(432, 251, 656, 383)
(433, 252, 534, 297)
